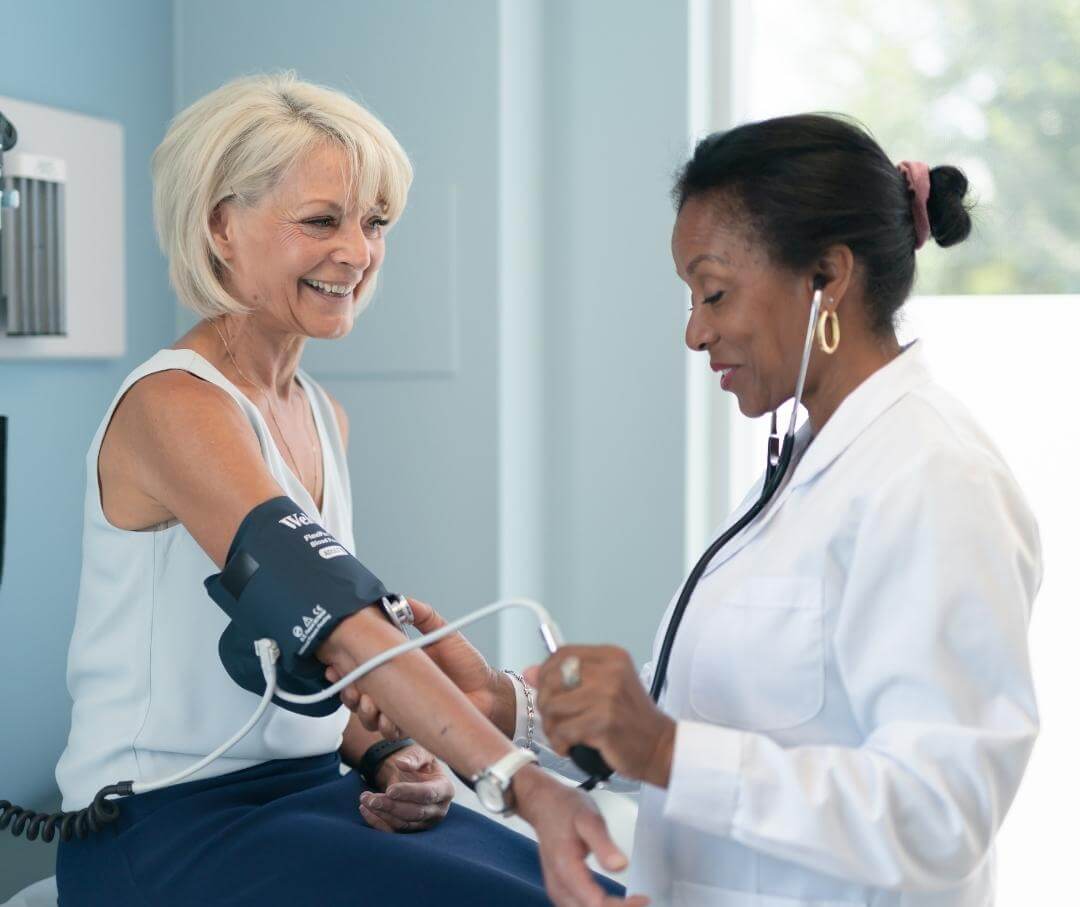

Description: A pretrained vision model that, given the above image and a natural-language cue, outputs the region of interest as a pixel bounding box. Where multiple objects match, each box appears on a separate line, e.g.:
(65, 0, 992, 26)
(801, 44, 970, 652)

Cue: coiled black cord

(0, 782, 132, 843)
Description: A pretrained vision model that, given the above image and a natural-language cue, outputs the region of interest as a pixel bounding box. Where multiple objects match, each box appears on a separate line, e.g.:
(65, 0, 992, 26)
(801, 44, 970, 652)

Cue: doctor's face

(673, 194, 818, 419)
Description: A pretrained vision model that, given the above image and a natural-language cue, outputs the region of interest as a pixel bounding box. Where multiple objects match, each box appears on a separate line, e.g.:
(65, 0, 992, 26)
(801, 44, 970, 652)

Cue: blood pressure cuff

(205, 495, 390, 717)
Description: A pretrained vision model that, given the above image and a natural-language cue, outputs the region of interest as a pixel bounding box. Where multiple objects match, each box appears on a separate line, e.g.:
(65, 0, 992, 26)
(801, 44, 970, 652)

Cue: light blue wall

(539, 0, 691, 659)
(496, 1, 693, 668)
(0, 0, 175, 894)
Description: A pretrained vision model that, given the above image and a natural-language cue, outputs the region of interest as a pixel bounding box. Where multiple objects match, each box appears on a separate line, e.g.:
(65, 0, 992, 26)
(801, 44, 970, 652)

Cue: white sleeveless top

(56, 349, 352, 810)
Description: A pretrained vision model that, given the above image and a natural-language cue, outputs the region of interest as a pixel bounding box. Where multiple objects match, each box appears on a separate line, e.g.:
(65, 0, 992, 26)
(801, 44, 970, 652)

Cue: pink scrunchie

(897, 160, 931, 250)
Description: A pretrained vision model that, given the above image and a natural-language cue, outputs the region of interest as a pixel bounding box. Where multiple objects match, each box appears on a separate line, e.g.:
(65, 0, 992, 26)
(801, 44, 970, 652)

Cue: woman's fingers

(574, 808, 628, 874)
(548, 847, 605, 907)
(360, 789, 447, 830)
(385, 779, 454, 806)
(358, 800, 395, 833)
(368, 797, 441, 823)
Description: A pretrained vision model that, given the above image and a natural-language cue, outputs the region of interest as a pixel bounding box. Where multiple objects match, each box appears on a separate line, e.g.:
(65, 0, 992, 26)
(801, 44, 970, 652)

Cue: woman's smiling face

(210, 141, 390, 340)
(673, 193, 818, 418)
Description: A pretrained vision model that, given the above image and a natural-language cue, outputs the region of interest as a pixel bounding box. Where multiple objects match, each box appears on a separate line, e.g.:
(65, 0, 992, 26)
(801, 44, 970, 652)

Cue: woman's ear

(208, 200, 237, 265)
(812, 245, 855, 312)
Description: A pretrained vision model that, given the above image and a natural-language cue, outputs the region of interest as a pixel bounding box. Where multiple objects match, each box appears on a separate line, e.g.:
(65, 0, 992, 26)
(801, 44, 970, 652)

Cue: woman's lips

(301, 279, 358, 303)
(710, 362, 740, 391)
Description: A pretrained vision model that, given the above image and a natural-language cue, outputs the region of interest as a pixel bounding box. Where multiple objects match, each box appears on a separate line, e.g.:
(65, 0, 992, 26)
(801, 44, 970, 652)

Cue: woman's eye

(365, 217, 390, 236)
(689, 290, 725, 311)
(305, 217, 336, 228)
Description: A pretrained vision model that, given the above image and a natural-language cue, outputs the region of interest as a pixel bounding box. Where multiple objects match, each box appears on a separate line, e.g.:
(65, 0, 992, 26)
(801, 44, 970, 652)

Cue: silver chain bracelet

(502, 669, 537, 752)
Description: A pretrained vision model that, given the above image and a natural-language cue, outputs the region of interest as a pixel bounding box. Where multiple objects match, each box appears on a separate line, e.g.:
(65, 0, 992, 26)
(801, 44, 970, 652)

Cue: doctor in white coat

(336, 114, 1041, 907)
(527, 115, 1042, 906)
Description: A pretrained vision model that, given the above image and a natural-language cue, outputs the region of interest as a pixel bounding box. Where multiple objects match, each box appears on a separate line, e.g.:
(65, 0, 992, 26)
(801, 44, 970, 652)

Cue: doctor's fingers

(543, 712, 618, 761)
(530, 645, 635, 695)
(404, 597, 448, 634)
(323, 666, 362, 711)
(353, 692, 403, 739)
(532, 686, 596, 729)
(325, 670, 402, 738)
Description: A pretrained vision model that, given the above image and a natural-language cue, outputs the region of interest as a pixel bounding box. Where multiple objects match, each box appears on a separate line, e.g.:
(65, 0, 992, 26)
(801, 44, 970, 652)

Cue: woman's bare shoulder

(99, 368, 281, 561)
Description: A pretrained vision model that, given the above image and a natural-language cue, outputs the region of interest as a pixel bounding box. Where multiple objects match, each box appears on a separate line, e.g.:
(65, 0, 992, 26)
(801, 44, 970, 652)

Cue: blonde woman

(54, 74, 629, 907)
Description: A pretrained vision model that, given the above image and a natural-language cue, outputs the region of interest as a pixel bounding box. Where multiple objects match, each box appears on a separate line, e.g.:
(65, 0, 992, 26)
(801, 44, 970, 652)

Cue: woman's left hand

(359, 743, 455, 833)
(526, 645, 676, 788)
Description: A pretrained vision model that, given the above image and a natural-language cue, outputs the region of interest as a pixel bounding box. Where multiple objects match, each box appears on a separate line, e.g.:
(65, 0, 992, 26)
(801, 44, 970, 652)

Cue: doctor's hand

(358, 743, 454, 833)
(526, 646, 676, 789)
(326, 597, 518, 739)
(513, 767, 650, 907)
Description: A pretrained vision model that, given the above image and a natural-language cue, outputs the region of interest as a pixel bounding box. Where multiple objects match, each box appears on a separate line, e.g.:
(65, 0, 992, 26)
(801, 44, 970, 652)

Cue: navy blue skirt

(57, 753, 624, 905)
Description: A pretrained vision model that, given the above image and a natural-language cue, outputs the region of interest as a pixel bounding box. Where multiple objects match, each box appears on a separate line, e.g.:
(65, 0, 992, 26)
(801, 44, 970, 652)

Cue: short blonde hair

(152, 71, 413, 318)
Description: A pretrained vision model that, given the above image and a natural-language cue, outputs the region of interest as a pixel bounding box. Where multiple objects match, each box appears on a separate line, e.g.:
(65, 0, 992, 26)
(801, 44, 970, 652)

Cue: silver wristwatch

(470, 748, 539, 816)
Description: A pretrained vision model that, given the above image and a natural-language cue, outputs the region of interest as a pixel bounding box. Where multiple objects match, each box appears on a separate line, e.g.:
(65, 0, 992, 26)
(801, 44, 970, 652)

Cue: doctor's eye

(689, 290, 725, 311)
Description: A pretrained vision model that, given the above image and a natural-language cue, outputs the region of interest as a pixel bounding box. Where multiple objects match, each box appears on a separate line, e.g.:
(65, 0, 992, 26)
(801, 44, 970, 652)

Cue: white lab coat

(624, 343, 1041, 906)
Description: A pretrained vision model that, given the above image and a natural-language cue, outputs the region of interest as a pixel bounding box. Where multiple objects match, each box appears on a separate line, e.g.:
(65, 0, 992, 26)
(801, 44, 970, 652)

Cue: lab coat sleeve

(662, 452, 1042, 891)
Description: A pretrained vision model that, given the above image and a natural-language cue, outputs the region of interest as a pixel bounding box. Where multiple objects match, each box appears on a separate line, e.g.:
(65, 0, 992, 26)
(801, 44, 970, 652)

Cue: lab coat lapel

(698, 343, 934, 581)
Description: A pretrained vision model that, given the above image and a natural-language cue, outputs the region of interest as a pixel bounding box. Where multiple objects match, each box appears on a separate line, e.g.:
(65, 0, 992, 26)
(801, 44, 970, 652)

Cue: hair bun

(926, 165, 972, 247)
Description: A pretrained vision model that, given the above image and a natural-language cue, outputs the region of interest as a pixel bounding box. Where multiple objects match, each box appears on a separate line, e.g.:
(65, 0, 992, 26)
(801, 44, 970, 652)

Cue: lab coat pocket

(689, 576, 824, 731)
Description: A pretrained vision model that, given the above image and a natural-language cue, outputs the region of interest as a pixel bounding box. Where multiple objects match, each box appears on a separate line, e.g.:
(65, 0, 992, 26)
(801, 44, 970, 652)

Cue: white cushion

(1, 876, 57, 907)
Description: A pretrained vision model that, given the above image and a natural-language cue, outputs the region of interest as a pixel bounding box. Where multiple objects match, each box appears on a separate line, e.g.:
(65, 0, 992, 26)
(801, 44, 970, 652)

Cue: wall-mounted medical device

(0, 95, 124, 359)
(0, 149, 68, 336)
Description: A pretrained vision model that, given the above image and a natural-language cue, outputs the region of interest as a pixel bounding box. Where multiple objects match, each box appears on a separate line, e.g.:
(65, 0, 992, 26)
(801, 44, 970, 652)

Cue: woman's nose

(685, 306, 717, 352)
(332, 218, 374, 271)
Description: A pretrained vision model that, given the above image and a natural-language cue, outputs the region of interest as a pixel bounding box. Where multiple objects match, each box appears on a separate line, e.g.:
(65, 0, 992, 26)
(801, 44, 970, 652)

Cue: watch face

(475, 776, 505, 813)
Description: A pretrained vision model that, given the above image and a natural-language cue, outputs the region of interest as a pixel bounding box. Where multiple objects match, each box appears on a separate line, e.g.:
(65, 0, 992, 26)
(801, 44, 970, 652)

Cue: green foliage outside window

(746, 0, 1080, 294)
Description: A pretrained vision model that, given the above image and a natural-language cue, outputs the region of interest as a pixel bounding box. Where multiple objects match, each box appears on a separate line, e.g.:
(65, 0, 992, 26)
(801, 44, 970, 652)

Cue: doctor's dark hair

(674, 114, 973, 333)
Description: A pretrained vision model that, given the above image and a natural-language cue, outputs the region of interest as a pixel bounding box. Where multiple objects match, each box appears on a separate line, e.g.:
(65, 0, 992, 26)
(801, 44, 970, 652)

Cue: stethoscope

(571, 275, 829, 787)
(1, 278, 827, 841)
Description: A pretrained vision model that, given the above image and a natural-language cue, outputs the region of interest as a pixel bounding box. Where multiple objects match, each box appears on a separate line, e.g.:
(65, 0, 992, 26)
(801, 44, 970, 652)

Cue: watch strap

(470, 747, 539, 815)
(487, 747, 539, 785)
(358, 737, 415, 788)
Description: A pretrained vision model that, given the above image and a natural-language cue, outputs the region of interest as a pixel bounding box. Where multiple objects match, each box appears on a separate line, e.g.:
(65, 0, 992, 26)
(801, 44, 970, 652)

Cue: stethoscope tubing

(650, 282, 825, 703)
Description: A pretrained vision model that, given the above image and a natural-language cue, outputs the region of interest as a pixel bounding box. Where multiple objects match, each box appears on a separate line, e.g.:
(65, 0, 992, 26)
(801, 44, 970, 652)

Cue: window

(697, 1, 1079, 898)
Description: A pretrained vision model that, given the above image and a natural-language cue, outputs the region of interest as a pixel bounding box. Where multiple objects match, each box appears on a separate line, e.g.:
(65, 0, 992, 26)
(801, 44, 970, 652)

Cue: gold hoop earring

(817, 309, 840, 354)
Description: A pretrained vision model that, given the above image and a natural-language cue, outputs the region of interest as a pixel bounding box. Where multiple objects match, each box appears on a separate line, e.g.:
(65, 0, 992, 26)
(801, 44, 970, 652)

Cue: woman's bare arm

(100, 370, 520, 779)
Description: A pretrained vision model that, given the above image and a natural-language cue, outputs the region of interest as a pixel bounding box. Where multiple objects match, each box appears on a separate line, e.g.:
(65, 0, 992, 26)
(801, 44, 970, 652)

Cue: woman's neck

(803, 329, 902, 435)
(210, 314, 307, 400)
